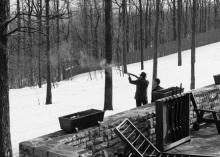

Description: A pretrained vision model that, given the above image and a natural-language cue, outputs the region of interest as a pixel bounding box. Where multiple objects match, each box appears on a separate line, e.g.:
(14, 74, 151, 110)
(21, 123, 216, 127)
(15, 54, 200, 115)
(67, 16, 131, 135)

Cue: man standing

(151, 78, 164, 102)
(152, 78, 163, 92)
(128, 72, 149, 107)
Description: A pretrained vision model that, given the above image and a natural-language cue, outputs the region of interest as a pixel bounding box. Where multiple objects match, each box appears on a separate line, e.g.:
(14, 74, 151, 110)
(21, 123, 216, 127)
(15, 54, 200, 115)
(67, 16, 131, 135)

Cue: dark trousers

(136, 100, 148, 107)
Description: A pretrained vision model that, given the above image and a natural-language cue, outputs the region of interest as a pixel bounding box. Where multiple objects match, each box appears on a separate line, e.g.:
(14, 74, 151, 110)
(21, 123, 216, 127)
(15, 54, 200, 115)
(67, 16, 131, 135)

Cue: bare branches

(19, 11, 70, 20)
(5, 26, 46, 36)
(4, 13, 19, 27)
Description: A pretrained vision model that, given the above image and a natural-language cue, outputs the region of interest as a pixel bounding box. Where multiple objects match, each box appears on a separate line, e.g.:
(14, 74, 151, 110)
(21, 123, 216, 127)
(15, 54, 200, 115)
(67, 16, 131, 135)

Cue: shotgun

(118, 68, 139, 78)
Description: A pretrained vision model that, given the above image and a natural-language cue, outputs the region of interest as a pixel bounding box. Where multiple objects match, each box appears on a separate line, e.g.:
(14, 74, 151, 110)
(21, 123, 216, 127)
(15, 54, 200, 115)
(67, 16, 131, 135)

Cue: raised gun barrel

(118, 68, 139, 78)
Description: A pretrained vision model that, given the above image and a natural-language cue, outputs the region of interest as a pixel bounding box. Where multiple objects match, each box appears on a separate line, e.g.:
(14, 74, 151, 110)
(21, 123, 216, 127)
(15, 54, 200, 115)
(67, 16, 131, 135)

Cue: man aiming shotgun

(128, 72, 149, 107)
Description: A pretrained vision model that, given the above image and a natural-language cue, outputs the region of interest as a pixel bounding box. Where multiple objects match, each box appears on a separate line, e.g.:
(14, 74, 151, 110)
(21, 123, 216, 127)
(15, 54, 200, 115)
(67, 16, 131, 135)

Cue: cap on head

(140, 72, 146, 78)
(155, 78, 160, 85)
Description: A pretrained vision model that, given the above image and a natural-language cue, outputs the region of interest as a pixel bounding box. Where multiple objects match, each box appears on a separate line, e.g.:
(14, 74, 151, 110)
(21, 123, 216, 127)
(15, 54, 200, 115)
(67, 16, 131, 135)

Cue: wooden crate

(59, 109, 104, 132)
(156, 93, 190, 151)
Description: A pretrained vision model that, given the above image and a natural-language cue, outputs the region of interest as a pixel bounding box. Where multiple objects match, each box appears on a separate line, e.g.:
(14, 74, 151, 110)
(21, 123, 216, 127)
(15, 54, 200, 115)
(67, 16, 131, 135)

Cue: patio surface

(168, 123, 220, 156)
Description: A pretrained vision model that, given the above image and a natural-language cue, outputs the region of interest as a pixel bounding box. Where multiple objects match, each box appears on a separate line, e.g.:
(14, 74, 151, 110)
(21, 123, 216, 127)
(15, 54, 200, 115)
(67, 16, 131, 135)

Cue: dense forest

(7, 0, 220, 89)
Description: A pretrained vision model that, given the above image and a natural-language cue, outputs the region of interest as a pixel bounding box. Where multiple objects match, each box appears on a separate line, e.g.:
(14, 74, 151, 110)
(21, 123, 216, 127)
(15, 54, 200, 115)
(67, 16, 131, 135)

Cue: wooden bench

(152, 86, 184, 102)
(190, 84, 220, 134)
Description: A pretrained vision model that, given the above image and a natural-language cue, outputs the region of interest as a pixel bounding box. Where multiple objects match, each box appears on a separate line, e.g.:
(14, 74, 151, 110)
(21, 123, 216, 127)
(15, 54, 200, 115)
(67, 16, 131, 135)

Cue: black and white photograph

(1, 0, 220, 156)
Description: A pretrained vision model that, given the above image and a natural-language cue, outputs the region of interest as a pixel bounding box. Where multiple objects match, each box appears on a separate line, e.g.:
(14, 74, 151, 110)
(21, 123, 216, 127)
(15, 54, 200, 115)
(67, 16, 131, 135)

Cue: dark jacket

(151, 85, 164, 102)
(129, 77, 149, 101)
(152, 85, 163, 92)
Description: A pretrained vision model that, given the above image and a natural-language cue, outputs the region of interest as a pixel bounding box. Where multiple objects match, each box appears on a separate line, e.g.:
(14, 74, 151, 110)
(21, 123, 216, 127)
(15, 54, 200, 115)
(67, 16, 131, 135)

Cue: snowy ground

(10, 42, 220, 156)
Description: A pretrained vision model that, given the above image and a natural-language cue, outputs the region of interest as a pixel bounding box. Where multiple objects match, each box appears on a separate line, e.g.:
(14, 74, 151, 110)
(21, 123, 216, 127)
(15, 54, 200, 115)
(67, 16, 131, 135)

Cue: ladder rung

(118, 120, 128, 130)
(149, 149, 155, 156)
(121, 124, 131, 134)
(127, 129, 136, 139)
(142, 144, 150, 155)
(132, 134, 141, 144)
(137, 139, 146, 150)
(115, 118, 161, 157)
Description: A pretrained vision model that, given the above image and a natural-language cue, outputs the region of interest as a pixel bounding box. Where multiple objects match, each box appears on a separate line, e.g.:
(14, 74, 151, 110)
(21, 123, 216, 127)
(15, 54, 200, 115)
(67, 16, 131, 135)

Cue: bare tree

(145, 0, 150, 48)
(56, 0, 62, 82)
(45, 0, 52, 104)
(122, 0, 127, 73)
(27, 0, 34, 86)
(37, 0, 42, 88)
(104, 0, 113, 111)
(178, 0, 182, 66)
(83, 0, 89, 54)
(17, 0, 21, 88)
(191, 0, 196, 89)
(93, 0, 101, 59)
(139, 0, 144, 70)
(152, 0, 160, 84)
(172, 0, 177, 40)
(0, 0, 13, 156)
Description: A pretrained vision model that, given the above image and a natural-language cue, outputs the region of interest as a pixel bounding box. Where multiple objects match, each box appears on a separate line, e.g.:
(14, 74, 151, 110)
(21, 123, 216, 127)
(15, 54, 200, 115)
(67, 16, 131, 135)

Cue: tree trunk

(214, 0, 218, 28)
(134, 9, 138, 51)
(45, 0, 52, 104)
(172, 0, 177, 40)
(204, 0, 207, 32)
(17, 0, 21, 88)
(28, 0, 34, 86)
(152, 0, 160, 84)
(126, 0, 130, 55)
(139, 0, 144, 70)
(145, 0, 149, 48)
(184, 0, 189, 37)
(199, 0, 202, 32)
(38, 0, 42, 88)
(94, 0, 100, 59)
(0, 0, 13, 156)
(56, 0, 62, 82)
(178, 0, 182, 66)
(148, 0, 152, 50)
(116, 8, 121, 65)
(122, 0, 127, 73)
(191, 0, 196, 90)
(208, 0, 211, 30)
(104, 0, 113, 111)
(83, 0, 89, 55)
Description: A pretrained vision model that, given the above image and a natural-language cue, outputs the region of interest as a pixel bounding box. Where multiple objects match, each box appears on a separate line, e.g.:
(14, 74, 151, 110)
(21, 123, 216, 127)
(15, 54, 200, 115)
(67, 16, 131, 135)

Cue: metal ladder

(114, 118, 160, 157)
(114, 118, 214, 157)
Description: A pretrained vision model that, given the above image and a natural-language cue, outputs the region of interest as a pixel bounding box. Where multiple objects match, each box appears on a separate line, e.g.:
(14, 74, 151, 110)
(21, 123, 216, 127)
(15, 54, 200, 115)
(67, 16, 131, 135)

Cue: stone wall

(19, 105, 156, 157)
(19, 98, 202, 157)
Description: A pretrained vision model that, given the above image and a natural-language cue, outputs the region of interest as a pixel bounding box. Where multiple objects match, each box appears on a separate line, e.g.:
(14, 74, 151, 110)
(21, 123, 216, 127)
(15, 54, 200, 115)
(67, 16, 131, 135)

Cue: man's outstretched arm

(128, 75, 138, 85)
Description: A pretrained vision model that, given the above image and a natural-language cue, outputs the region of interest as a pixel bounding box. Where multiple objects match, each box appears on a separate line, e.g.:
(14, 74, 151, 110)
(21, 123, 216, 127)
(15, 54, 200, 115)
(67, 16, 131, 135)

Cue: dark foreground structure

(19, 83, 220, 157)
(19, 104, 220, 157)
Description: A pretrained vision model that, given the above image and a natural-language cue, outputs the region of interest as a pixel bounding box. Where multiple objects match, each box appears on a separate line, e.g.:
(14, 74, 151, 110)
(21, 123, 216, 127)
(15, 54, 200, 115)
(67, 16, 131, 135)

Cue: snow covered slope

(10, 42, 220, 156)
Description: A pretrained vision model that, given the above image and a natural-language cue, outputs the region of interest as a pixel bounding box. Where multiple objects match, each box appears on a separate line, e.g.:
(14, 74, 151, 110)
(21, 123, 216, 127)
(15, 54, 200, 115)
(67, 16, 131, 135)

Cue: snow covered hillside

(10, 42, 220, 156)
